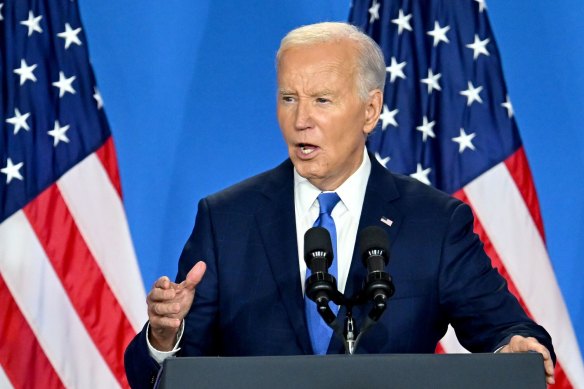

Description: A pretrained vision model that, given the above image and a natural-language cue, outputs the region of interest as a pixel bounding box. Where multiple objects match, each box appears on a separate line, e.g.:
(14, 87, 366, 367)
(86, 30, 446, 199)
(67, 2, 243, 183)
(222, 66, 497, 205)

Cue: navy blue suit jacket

(124, 156, 553, 388)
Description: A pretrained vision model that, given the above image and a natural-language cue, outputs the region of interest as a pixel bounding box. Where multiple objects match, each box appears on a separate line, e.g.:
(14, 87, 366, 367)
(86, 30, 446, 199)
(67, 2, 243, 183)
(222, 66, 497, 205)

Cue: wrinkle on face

(276, 41, 374, 190)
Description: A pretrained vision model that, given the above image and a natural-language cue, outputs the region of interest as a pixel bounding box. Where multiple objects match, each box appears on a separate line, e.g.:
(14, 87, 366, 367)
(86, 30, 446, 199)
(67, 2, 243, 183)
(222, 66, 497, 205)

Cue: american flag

(350, 0, 584, 387)
(0, 1, 146, 388)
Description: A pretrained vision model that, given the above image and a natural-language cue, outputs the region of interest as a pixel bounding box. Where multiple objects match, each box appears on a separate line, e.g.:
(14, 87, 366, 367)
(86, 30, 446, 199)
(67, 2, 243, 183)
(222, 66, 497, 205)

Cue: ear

(363, 89, 383, 135)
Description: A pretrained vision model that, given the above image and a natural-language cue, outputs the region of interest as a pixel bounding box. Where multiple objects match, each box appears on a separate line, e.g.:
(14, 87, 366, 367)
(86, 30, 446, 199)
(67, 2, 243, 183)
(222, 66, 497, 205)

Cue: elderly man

(124, 22, 555, 388)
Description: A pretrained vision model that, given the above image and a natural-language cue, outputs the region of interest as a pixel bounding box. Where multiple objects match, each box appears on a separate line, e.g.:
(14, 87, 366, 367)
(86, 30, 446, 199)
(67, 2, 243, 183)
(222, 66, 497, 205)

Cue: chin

(294, 162, 319, 180)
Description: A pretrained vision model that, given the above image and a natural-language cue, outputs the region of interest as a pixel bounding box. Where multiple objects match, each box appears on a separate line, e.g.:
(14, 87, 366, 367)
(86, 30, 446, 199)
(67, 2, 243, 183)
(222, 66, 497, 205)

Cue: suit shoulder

(202, 159, 293, 209)
(389, 171, 464, 216)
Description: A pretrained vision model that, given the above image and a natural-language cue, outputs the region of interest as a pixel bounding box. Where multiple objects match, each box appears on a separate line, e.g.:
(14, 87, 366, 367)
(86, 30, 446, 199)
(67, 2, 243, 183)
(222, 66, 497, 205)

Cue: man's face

(277, 41, 381, 191)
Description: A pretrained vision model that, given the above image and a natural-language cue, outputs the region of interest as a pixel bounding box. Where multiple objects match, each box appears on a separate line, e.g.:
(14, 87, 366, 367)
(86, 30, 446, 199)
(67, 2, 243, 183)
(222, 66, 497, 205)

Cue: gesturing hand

(147, 261, 207, 351)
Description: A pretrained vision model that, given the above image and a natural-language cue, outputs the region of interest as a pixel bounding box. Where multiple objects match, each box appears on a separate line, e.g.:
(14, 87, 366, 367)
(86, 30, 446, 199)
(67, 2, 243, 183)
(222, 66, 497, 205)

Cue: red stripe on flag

(505, 151, 571, 387)
(23, 184, 134, 388)
(453, 190, 527, 307)
(435, 343, 445, 354)
(554, 365, 571, 389)
(0, 275, 65, 389)
(504, 147, 546, 243)
(454, 190, 570, 388)
(96, 136, 123, 199)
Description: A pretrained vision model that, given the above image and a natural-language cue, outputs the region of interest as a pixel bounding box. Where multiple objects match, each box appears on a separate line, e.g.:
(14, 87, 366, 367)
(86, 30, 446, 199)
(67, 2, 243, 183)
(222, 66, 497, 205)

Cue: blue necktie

(305, 192, 341, 355)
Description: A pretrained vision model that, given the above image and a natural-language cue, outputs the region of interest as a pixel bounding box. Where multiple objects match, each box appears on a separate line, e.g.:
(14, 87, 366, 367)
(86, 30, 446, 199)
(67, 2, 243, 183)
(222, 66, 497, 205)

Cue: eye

(281, 95, 296, 103)
(316, 97, 331, 104)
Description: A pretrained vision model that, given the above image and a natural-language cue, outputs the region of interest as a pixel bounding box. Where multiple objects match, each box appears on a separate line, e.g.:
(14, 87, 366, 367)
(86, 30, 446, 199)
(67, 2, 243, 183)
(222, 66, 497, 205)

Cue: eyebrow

(277, 88, 336, 96)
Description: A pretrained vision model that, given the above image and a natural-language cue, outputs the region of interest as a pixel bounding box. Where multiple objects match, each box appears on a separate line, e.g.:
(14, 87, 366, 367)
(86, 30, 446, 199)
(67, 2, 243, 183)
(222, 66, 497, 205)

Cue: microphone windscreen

(304, 227, 333, 265)
(359, 226, 389, 264)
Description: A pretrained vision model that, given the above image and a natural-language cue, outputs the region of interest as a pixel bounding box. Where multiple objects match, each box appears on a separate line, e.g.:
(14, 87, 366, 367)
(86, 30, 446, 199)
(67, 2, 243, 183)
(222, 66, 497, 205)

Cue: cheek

(277, 112, 292, 141)
(330, 129, 365, 163)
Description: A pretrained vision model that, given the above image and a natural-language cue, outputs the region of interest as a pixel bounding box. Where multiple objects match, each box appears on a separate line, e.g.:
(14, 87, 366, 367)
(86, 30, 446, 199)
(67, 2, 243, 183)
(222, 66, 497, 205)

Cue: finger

(148, 302, 180, 316)
(544, 359, 555, 385)
(150, 316, 182, 332)
(508, 336, 542, 353)
(153, 276, 172, 289)
(540, 350, 555, 383)
(182, 261, 207, 291)
(148, 287, 177, 302)
(522, 340, 549, 356)
(149, 302, 181, 317)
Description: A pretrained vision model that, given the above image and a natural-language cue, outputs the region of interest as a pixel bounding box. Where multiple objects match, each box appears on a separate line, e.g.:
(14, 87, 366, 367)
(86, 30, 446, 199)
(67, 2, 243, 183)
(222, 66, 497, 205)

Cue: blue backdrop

(79, 1, 584, 353)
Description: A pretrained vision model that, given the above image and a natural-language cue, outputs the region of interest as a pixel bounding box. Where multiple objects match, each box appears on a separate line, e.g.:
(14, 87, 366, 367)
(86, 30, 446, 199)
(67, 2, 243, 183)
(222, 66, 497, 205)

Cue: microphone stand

(304, 225, 394, 355)
(343, 312, 357, 355)
(316, 284, 392, 355)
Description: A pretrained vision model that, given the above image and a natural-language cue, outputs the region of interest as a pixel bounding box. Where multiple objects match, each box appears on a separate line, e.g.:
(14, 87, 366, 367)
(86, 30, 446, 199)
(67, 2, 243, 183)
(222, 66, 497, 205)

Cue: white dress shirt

(294, 151, 371, 294)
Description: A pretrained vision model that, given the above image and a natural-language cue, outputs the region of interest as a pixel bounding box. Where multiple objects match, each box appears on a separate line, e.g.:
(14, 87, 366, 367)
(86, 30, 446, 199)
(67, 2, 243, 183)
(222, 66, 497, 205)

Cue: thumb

(182, 261, 206, 291)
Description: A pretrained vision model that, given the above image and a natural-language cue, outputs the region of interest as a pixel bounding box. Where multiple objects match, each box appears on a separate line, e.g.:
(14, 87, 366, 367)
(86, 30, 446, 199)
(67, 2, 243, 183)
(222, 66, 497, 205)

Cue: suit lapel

(255, 160, 312, 354)
(346, 158, 403, 296)
(330, 156, 404, 353)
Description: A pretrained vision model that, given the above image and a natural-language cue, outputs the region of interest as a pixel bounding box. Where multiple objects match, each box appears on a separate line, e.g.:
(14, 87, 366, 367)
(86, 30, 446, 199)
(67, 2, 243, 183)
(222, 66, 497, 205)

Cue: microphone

(359, 226, 395, 310)
(304, 227, 337, 319)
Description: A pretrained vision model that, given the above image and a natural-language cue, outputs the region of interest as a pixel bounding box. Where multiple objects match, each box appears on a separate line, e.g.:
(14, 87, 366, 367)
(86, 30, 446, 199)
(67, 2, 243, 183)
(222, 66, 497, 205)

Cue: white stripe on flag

(464, 162, 584, 385)
(440, 325, 469, 354)
(0, 210, 120, 389)
(0, 364, 14, 389)
(58, 153, 147, 331)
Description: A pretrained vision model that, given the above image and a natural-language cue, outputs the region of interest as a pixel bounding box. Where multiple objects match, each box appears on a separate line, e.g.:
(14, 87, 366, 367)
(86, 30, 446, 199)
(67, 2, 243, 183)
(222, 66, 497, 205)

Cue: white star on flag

(410, 163, 431, 185)
(48, 121, 71, 146)
(452, 128, 477, 153)
(460, 81, 483, 106)
(475, 0, 487, 13)
(13, 59, 38, 85)
(416, 115, 436, 142)
(386, 57, 407, 82)
(501, 95, 514, 118)
(93, 87, 104, 109)
(6, 108, 31, 134)
(375, 152, 390, 168)
(52, 71, 77, 97)
(466, 34, 490, 60)
(392, 9, 413, 35)
(1, 158, 24, 184)
(421, 68, 442, 94)
(57, 23, 83, 49)
(380, 105, 398, 130)
(368, 0, 380, 23)
(427, 21, 450, 47)
(20, 10, 43, 36)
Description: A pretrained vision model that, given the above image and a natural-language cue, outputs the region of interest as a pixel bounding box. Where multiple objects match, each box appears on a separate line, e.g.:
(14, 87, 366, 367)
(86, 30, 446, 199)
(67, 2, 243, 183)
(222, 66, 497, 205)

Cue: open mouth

(299, 143, 318, 155)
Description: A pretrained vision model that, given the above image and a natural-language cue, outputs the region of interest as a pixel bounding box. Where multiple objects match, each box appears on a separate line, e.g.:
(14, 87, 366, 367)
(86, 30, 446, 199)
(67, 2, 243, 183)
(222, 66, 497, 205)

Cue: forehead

(277, 41, 359, 87)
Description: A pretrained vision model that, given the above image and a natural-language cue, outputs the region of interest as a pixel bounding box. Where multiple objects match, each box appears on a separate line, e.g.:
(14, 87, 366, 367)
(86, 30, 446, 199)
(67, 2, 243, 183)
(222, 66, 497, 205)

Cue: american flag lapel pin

(380, 216, 393, 227)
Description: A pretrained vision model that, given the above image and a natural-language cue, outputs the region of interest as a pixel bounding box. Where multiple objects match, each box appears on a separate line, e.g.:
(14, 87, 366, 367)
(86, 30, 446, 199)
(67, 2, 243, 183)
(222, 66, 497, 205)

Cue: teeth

(300, 146, 314, 155)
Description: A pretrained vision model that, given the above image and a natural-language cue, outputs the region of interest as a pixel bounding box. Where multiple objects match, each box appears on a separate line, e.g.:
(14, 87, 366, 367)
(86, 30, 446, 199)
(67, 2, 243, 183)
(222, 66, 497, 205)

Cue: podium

(158, 353, 545, 388)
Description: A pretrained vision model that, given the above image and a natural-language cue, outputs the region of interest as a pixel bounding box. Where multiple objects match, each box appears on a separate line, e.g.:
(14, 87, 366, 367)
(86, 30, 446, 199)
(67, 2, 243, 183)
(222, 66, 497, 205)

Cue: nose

(294, 99, 313, 131)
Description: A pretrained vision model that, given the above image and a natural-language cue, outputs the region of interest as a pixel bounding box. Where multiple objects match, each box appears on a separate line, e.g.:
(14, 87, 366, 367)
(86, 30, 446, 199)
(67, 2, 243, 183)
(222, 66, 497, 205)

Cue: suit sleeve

(175, 197, 221, 356)
(438, 201, 555, 362)
(124, 323, 161, 389)
(123, 198, 220, 388)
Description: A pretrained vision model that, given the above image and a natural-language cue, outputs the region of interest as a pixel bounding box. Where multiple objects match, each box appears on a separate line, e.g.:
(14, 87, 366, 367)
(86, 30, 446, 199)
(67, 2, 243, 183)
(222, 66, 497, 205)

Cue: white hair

(276, 22, 386, 100)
